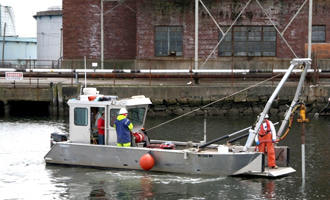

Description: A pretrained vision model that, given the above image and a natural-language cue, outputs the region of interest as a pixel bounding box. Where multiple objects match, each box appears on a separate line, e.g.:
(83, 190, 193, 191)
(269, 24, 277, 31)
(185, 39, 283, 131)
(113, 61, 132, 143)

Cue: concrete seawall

(1, 78, 328, 117)
(93, 83, 330, 117)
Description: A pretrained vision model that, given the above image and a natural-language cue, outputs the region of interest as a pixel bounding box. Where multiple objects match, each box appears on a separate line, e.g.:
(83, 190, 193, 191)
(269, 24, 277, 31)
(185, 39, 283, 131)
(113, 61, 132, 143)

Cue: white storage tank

(33, 7, 62, 68)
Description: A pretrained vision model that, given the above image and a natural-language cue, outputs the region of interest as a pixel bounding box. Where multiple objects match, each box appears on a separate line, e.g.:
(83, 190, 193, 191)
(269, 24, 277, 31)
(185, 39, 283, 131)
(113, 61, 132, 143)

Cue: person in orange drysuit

(255, 114, 278, 169)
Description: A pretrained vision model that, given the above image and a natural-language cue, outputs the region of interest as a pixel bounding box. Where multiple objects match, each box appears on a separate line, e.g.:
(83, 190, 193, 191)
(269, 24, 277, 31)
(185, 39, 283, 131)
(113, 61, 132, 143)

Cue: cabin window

(110, 109, 120, 127)
(312, 25, 326, 43)
(128, 107, 146, 126)
(109, 107, 146, 127)
(74, 107, 88, 126)
(155, 26, 183, 56)
(219, 26, 276, 56)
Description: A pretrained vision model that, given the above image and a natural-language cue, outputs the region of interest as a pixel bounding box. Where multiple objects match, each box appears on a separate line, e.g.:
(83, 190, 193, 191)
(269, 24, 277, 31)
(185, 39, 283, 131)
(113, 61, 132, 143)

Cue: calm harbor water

(0, 115, 329, 199)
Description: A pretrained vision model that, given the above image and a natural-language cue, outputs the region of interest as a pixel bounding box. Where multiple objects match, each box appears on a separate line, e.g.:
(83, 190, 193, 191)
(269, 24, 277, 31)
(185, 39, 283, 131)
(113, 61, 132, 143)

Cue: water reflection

(261, 179, 276, 199)
(89, 181, 107, 199)
(139, 175, 154, 199)
(44, 165, 292, 200)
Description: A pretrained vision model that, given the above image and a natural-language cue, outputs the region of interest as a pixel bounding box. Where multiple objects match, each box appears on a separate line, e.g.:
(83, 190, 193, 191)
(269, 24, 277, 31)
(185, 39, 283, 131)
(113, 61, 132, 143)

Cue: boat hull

(45, 142, 266, 176)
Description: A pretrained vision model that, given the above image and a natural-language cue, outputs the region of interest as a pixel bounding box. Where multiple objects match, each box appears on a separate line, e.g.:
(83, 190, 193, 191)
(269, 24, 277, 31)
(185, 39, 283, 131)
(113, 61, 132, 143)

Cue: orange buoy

(139, 154, 155, 171)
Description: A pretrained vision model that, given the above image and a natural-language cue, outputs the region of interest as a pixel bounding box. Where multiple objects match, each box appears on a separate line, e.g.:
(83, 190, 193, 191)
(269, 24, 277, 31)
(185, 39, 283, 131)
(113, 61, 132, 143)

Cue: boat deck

(244, 167, 296, 177)
(171, 144, 295, 177)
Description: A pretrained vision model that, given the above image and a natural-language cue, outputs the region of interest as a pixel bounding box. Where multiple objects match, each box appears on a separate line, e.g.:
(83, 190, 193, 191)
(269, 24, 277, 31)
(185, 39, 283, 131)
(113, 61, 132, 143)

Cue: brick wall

(63, 0, 330, 63)
(63, 0, 136, 60)
(135, 0, 330, 59)
(63, 0, 101, 59)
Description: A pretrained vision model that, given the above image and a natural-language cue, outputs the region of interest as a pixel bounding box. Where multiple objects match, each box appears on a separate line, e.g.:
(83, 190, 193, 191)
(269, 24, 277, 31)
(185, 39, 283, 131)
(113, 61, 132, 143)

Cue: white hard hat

(259, 113, 269, 119)
(119, 108, 128, 114)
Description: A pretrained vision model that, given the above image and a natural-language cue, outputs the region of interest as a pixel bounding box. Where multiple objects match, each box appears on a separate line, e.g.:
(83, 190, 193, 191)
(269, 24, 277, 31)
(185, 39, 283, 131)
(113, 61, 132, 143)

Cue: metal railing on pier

(0, 58, 329, 87)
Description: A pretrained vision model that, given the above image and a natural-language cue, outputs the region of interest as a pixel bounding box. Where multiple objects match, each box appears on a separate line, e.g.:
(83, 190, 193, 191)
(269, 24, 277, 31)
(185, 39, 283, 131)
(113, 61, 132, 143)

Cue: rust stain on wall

(305, 44, 330, 59)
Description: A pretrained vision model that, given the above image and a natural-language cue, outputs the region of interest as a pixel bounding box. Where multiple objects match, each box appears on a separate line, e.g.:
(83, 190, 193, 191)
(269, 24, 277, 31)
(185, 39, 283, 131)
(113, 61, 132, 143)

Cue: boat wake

(87, 170, 225, 184)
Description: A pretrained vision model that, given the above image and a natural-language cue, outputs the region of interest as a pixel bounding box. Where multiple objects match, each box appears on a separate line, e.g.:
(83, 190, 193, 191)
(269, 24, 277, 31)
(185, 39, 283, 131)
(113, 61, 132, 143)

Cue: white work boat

(44, 58, 311, 177)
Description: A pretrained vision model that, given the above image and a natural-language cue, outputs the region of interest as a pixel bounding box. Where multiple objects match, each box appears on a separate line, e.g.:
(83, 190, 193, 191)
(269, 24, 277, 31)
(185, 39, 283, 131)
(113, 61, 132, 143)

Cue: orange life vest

(259, 119, 271, 137)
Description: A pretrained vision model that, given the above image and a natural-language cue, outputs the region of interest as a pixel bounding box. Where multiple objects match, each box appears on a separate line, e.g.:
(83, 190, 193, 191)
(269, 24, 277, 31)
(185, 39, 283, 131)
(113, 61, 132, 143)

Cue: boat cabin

(67, 88, 152, 146)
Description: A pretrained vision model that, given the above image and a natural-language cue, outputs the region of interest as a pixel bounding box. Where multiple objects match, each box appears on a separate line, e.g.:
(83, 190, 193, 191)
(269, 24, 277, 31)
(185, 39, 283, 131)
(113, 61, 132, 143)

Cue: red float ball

(140, 154, 155, 171)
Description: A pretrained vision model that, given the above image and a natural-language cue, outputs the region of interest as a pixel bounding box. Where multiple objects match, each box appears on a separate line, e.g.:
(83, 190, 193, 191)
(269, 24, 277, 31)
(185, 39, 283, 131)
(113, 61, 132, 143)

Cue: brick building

(62, 0, 330, 70)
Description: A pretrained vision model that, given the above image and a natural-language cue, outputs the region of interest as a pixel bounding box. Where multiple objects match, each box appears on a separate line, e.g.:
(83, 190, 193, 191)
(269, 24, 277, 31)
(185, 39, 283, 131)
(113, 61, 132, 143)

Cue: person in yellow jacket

(114, 108, 133, 147)
(255, 114, 278, 169)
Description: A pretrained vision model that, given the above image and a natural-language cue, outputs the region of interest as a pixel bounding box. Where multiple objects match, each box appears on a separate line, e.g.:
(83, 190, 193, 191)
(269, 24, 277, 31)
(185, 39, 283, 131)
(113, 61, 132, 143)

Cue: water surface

(0, 115, 329, 199)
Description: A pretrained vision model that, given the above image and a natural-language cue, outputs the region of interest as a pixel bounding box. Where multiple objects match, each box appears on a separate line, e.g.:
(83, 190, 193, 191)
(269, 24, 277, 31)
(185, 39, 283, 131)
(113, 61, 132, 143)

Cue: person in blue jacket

(114, 108, 133, 147)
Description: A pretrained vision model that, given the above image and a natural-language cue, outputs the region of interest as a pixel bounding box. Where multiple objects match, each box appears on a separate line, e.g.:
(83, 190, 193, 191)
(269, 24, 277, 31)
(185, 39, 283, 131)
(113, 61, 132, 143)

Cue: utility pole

(2, 23, 6, 66)
(101, 0, 104, 69)
(308, 0, 313, 58)
(195, 0, 198, 70)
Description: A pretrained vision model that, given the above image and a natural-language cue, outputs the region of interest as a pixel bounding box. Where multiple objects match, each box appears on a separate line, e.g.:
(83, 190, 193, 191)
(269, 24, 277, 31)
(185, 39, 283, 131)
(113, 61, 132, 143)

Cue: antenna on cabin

(82, 56, 99, 96)
(84, 55, 87, 88)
